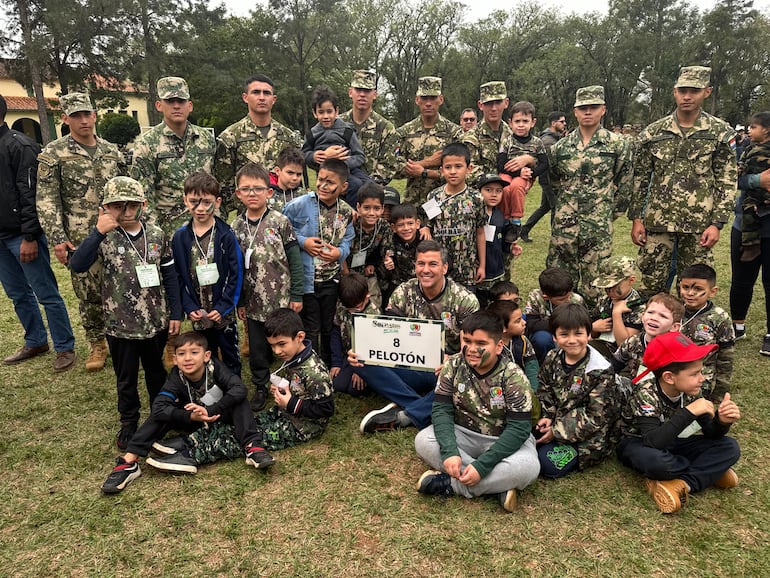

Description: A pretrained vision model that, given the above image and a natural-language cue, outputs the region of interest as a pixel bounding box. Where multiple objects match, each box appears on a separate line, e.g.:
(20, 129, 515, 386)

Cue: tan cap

(417, 76, 442, 97)
(351, 70, 376, 90)
(479, 81, 507, 104)
(591, 256, 636, 288)
(60, 92, 94, 116)
(674, 66, 711, 89)
(102, 176, 146, 205)
(574, 86, 605, 107)
(157, 76, 190, 100)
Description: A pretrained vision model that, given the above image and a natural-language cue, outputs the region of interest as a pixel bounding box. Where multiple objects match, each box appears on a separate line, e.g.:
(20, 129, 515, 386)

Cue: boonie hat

(417, 76, 442, 97)
(157, 76, 190, 100)
(574, 85, 605, 107)
(632, 332, 718, 384)
(479, 81, 507, 104)
(60, 92, 94, 116)
(476, 173, 507, 189)
(592, 256, 636, 288)
(383, 186, 401, 206)
(351, 70, 376, 90)
(102, 176, 146, 205)
(674, 66, 711, 89)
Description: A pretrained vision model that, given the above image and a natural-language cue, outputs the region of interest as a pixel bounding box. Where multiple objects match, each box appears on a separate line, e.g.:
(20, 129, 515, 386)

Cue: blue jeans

(530, 330, 555, 365)
(357, 364, 436, 428)
(0, 234, 75, 352)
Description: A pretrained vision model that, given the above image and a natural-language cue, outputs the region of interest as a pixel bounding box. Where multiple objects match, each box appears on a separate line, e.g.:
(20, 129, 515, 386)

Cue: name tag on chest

(136, 264, 160, 288)
(196, 262, 220, 286)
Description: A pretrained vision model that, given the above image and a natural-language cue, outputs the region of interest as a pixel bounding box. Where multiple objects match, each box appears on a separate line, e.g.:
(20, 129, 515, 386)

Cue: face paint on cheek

(477, 347, 490, 365)
(204, 202, 215, 215)
(134, 205, 143, 221)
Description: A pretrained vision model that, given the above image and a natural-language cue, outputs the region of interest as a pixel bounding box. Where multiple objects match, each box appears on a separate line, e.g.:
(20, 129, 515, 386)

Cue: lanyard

(194, 226, 214, 263)
(317, 197, 339, 246)
(356, 219, 382, 253)
(245, 210, 268, 251)
(121, 224, 148, 264)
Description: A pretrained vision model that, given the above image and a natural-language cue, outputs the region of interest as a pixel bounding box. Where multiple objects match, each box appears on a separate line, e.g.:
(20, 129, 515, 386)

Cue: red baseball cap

(632, 332, 718, 384)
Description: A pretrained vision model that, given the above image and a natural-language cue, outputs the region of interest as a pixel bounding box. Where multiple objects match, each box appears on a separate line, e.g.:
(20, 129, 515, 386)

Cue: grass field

(1, 187, 769, 576)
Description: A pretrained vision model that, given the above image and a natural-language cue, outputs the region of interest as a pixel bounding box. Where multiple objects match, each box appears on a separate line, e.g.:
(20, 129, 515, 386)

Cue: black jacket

(0, 123, 42, 239)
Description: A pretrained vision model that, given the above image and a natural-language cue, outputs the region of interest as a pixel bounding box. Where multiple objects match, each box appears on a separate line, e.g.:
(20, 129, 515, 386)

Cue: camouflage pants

(741, 203, 762, 248)
(254, 406, 312, 451)
(70, 258, 105, 342)
(186, 422, 243, 464)
(637, 232, 714, 294)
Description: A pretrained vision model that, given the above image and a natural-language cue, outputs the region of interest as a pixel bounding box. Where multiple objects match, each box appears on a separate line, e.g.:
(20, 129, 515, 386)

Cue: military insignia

(462, 200, 473, 214)
(569, 375, 583, 393)
(118, 246, 125, 255)
(640, 403, 656, 416)
(38, 163, 52, 179)
(441, 311, 452, 326)
(334, 213, 347, 229)
(457, 383, 465, 393)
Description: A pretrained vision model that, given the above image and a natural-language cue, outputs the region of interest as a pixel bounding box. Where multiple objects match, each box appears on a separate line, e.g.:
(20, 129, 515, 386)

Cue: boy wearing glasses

(232, 162, 304, 411)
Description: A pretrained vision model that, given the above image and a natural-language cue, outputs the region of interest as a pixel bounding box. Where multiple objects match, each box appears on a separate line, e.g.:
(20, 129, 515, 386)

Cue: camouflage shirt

(376, 233, 419, 297)
(612, 332, 649, 381)
(461, 119, 513, 180)
(268, 184, 307, 213)
(523, 289, 585, 335)
(630, 111, 737, 232)
(537, 346, 620, 469)
(340, 108, 398, 182)
(130, 121, 215, 237)
(333, 299, 380, 355)
(347, 217, 390, 274)
(393, 114, 463, 206)
(422, 185, 486, 286)
(590, 288, 645, 343)
(231, 209, 302, 321)
(386, 277, 479, 355)
(498, 132, 546, 172)
(36, 136, 124, 246)
(680, 301, 734, 400)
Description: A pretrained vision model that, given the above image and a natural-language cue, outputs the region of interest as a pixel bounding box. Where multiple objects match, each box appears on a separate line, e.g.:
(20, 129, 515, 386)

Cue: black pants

(200, 319, 241, 377)
(332, 360, 369, 397)
(301, 279, 338, 366)
(617, 435, 740, 493)
(246, 318, 272, 388)
(729, 226, 770, 332)
(106, 331, 168, 425)
(522, 184, 556, 235)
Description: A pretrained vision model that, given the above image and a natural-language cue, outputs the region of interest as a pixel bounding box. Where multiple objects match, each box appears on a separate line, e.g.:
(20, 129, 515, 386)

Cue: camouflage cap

(574, 86, 605, 107)
(383, 186, 400, 206)
(416, 76, 442, 97)
(157, 76, 190, 100)
(351, 70, 376, 90)
(479, 81, 507, 104)
(591, 255, 636, 288)
(674, 66, 711, 89)
(102, 176, 146, 205)
(60, 92, 94, 116)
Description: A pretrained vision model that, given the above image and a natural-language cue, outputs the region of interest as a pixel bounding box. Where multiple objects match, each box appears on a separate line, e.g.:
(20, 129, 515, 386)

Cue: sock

(734, 323, 745, 331)
(396, 410, 413, 428)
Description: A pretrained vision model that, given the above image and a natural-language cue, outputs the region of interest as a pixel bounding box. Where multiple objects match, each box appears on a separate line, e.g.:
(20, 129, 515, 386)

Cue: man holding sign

(349, 240, 479, 433)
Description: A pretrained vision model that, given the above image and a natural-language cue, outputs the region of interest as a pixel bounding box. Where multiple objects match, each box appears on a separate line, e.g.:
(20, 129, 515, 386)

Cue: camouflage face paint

(477, 347, 490, 365)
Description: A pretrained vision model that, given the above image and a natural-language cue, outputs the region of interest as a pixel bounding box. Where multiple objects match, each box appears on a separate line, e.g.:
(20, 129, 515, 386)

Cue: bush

(98, 112, 140, 146)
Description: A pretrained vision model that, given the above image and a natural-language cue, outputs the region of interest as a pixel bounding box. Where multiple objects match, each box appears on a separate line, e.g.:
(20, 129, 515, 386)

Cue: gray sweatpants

(414, 424, 540, 499)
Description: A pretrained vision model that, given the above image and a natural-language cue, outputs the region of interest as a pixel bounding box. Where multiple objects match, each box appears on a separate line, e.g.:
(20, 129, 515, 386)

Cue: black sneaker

(245, 447, 275, 469)
(416, 470, 454, 497)
(359, 402, 399, 433)
(151, 436, 188, 456)
(101, 457, 141, 494)
(146, 453, 198, 474)
(761, 334, 770, 357)
(498, 488, 518, 512)
(116, 422, 137, 451)
(250, 385, 268, 412)
(733, 325, 746, 341)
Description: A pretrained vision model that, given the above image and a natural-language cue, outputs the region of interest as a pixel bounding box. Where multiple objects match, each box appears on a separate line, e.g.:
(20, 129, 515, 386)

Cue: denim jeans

(357, 364, 437, 428)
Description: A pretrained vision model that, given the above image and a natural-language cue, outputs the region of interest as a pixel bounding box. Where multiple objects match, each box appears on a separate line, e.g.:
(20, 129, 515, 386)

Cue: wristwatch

(421, 169, 428, 179)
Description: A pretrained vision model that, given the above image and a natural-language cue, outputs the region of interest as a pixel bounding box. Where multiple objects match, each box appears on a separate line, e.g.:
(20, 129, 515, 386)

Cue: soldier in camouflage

(130, 77, 215, 238)
(36, 91, 125, 371)
(461, 81, 512, 182)
(393, 77, 463, 207)
(547, 86, 633, 306)
(339, 70, 398, 184)
(215, 74, 302, 211)
(630, 66, 737, 294)
(69, 176, 181, 448)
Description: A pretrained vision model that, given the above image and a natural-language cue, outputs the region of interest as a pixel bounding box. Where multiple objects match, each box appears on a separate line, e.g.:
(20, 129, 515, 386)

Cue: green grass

(1, 186, 769, 576)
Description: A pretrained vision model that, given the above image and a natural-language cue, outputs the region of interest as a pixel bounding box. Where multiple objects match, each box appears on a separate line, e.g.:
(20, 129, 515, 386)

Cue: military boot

(85, 338, 109, 372)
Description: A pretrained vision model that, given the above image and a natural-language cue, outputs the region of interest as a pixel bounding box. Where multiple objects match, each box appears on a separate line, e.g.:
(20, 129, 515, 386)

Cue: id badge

(351, 250, 367, 268)
(422, 198, 441, 220)
(199, 385, 224, 406)
(244, 248, 253, 269)
(196, 262, 220, 286)
(677, 421, 703, 439)
(135, 264, 160, 288)
(483, 224, 496, 242)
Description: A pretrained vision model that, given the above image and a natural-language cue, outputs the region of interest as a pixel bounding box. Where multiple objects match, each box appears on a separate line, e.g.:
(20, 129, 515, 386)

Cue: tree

(97, 111, 140, 146)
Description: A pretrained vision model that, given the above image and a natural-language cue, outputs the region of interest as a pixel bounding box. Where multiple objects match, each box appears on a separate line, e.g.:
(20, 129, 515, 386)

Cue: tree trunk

(17, 0, 52, 143)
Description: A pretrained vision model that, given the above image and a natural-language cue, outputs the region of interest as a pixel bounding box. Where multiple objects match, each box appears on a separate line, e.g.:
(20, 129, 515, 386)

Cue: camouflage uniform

(347, 217, 391, 308)
(547, 87, 632, 306)
(537, 345, 620, 469)
(36, 93, 124, 342)
(333, 298, 379, 356)
(630, 67, 737, 293)
(268, 183, 306, 214)
(462, 121, 513, 182)
(523, 289, 585, 336)
(386, 277, 479, 355)
(736, 141, 770, 250)
(590, 288, 645, 350)
(620, 378, 702, 439)
(376, 232, 419, 305)
(680, 302, 734, 401)
(421, 185, 486, 287)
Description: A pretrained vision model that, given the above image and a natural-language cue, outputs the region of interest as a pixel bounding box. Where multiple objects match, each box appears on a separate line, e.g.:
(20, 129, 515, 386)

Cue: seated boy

(346, 181, 390, 309)
(589, 255, 645, 360)
(489, 280, 520, 303)
(283, 158, 355, 367)
(231, 162, 303, 411)
(486, 299, 538, 392)
(617, 332, 741, 514)
(100, 331, 274, 494)
(414, 310, 540, 512)
(678, 264, 735, 401)
(377, 203, 421, 307)
(70, 176, 181, 449)
(535, 303, 619, 478)
(330, 272, 379, 396)
(302, 85, 368, 207)
(524, 267, 584, 363)
(270, 146, 306, 212)
(172, 171, 243, 376)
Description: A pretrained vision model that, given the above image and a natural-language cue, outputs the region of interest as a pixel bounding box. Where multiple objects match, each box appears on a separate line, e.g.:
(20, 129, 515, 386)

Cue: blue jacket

(171, 216, 242, 317)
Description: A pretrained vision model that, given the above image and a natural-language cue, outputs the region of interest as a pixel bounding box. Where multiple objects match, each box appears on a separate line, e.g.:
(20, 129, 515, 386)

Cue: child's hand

(520, 166, 533, 180)
(510, 242, 522, 257)
(364, 265, 375, 276)
(237, 307, 247, 321)
(458, 464, 481, 487)
(185, 403, 220, 423)
(717, 392, 741, 424)
(593, 318, 613, 333)
(535, 418, 553, 444)
(324, 145, 349, 161)
(207, 310, 222, 323)
(96, 207, 119, 235)
(443, 455, 463, 479)
(330, 366, 340, 379)
(347, 349, 363, 367)
(418, 226, 432, 240)
(168, 320, 181, 336)
(318, 244, 340, 262)
(474, 265, 485, 284)
(271, 383, 291, 408)
(189, 309, 204, 321)
(304, 237, 324, 256)
(351, 373, 366, 391)
(686, 397, 715, 417)
(383, 251, 394, 270)
(289, 300, 303, 313)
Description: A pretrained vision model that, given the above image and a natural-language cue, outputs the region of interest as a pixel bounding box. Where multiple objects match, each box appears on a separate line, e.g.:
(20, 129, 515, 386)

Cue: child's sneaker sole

(146, 456, 197, 474)
(101, 462, 141, 494)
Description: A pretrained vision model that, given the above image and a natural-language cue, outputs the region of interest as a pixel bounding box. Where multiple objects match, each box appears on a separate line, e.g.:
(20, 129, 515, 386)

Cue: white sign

(352, 314, 445, 372)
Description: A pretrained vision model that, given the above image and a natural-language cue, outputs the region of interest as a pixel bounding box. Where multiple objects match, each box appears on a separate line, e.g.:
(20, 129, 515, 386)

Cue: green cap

(574, 85, 605, 107)
(674, 66, 711, 89)
(351, 70, 376, 90)
(157, 76, 190, 100)
(591, 256, 636, 288)
(60, 92, 94, 116)
(479, 81, 507, 104)
(102, 176, 146, 205)
(417, 76, 442, 97)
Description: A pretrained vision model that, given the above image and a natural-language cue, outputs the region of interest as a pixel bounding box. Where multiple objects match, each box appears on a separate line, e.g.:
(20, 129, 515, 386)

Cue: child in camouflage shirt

(377, 203, 421, 307)
(414, 310, 540, 512)
(269, 146, 306, 212)
(70, 177, 181, 450)
(737, 111, 770, 262)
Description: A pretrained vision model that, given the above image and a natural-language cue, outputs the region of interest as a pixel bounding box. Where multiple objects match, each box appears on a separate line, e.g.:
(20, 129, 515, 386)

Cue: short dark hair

(750, 111, 770, 131)
(440, 142, 471, 166)
(549, 303, 592, 335)
(460, 108, 477, 119)
(183, 171, 220, 197)
(680, 263, 717, 285)
(416, 239, 448, 264)
(319, 158, 349, 184)
(461, 310, 503, 342)
(339, 272, 369, 307)
(173, 331, 208, 351)
(311, 85, 338, 110)
(277, 146, 304, 168)
(357, 181, 384, 205)
(538, 267, 573, 297)
(486, 299, 520, 327)
(236, 162, 270, 188)
(0, 94, 7, 121)
(265, 308, 304, 338)
(489, 280, 520, 301)
(244, 74, 274, 92)
(647, 293, 685, 323)
(389, 203, 418, 223)
(653, 359, 699, 382)
(511, 101, 535, 117)
(547, 111, 566, 124)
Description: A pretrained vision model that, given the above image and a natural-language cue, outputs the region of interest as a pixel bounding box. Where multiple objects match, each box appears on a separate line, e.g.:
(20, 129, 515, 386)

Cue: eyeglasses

(461, 117, 476, 123)
(238, 186, 269, 195)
